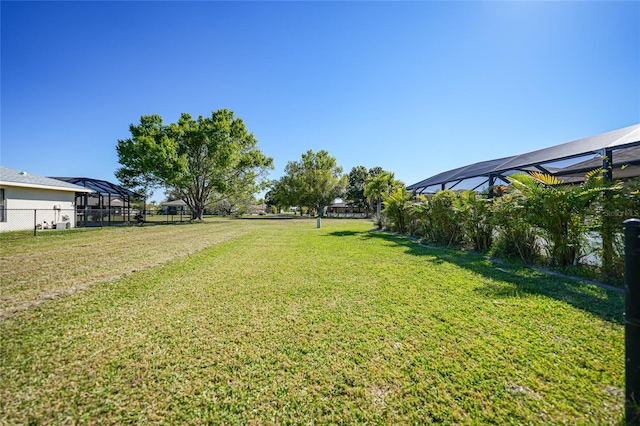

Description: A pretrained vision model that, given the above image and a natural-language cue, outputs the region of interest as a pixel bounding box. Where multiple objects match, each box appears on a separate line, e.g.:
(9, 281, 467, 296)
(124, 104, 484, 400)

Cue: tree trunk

(191, 204, 205, 221)
(601, 211, 616, 277)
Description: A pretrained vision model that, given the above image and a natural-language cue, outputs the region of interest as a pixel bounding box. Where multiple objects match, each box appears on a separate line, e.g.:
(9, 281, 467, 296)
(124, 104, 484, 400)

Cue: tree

(268, 172, 307, 215)
(346, 166, 368, 211)
(281, 150, 347, 217)
(364, 171, 399, 226)
(116, 109, 273, 220)
(265, 178, 293, 213)
(345, 166, 384, 215)
(368, 166, 384, 178)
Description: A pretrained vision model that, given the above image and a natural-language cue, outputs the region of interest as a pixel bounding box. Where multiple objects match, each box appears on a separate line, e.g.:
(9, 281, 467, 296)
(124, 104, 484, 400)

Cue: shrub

(383, 187, 412, 234)
(456, 190, 493, 252)
(419, 190, 462, 247)
(509, 172, 608, 267)
(490, 192, 540, 263)
(405, 195, 427, 236)
(588, 177, 640, 278)
(408, 199, 429, 238)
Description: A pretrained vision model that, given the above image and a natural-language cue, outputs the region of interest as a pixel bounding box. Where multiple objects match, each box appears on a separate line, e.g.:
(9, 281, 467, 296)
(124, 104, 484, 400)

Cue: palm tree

(364, 171, 397, 227)
(383, 187, 412, 234)
(509, 170, 618, 267)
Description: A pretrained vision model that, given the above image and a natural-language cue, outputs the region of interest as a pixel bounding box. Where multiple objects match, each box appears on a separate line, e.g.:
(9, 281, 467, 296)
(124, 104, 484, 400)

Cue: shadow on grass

(330, 230, 624, 324)
(326, 231, 361, 237)
(239, 215, 307, 220)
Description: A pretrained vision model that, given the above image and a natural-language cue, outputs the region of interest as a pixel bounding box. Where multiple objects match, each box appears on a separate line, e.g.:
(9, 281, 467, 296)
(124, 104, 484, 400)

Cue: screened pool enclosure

(51, 177, 145, 227)
(407, 124, 640, 195)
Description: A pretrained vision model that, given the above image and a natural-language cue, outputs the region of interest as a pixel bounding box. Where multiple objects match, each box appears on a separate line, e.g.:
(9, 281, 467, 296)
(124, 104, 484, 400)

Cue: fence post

(33, 209, 37, 237)
(625, 218, 640, 425)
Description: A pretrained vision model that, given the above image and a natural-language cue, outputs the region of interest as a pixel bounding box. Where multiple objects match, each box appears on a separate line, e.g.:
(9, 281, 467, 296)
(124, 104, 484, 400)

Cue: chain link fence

(0, 208, 194, 235)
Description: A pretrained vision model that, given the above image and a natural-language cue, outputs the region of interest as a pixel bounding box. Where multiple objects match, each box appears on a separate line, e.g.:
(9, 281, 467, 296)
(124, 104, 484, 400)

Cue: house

(0, 165, 92, 232)
(248, 203, 267, 215)
(161, 199, 189, 215)
(325, 201, 368, 218)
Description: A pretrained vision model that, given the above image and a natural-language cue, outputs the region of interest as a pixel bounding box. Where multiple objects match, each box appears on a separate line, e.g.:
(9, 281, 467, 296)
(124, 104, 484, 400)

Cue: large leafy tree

(265, 178, 295, 214)
(346, 166, 368, 210)
(116, 109, 273, 220)
(279, 150, 346, 217)
(345, 166, 385, 215)
(368, 166, 384, 178)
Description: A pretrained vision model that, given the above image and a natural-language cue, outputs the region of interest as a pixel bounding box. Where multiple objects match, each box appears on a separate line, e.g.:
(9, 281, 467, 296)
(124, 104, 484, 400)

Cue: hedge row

(382, 172, 639, 281)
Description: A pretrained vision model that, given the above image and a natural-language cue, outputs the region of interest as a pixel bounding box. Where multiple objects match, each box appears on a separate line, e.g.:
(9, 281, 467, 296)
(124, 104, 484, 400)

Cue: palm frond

(584, 167, 604, 182)
(509, 173, 536, 187)
(509, 173, 545, 197)
(530, 171, 563, 186)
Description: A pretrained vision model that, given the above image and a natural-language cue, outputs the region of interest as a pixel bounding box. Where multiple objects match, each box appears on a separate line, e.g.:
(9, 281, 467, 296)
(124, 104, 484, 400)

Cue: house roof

(162, 199, 188, 207)
(327, 202, 349, 208)
(0, 165, 92, 193)
(407, 124, 640, 192)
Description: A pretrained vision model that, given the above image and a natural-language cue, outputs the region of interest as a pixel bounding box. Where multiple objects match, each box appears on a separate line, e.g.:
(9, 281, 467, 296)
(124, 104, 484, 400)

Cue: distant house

(248, 204, 267, 215)
(0, 165, 92, 231)
(325, 201, 368, 218)
(161, 199, 189, 215)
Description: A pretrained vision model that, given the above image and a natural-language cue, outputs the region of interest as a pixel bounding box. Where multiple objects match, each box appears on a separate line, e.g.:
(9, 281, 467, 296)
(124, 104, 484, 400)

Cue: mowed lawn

(0, 218, 625, 424)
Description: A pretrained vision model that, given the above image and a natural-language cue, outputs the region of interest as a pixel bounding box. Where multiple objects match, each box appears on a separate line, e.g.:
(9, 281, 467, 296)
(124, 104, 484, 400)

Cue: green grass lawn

(0, 218, 625, 424)
(0, 218, 265, 318)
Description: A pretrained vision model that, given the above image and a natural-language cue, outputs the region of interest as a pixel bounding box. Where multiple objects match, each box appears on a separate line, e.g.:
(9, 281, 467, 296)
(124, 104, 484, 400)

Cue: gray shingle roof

(0, 165, 92, 192)
(161, 199, 188, 207)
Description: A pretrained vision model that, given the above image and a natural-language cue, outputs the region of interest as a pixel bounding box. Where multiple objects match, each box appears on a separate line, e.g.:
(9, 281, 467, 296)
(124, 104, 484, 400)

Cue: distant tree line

(265, 151, 398, 218)
(116, 108, 399, 221)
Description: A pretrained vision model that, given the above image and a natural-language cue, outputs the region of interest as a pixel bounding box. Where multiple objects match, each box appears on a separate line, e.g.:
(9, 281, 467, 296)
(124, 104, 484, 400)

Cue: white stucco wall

(0, 185, 78, 232)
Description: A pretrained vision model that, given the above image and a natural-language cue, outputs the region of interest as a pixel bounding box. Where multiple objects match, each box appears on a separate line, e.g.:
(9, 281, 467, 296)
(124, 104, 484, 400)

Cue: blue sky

(2, 1, 638, 201)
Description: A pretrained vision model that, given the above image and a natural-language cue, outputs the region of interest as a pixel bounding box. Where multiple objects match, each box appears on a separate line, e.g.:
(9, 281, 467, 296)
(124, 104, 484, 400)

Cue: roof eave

(0, 181, 94, 193)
